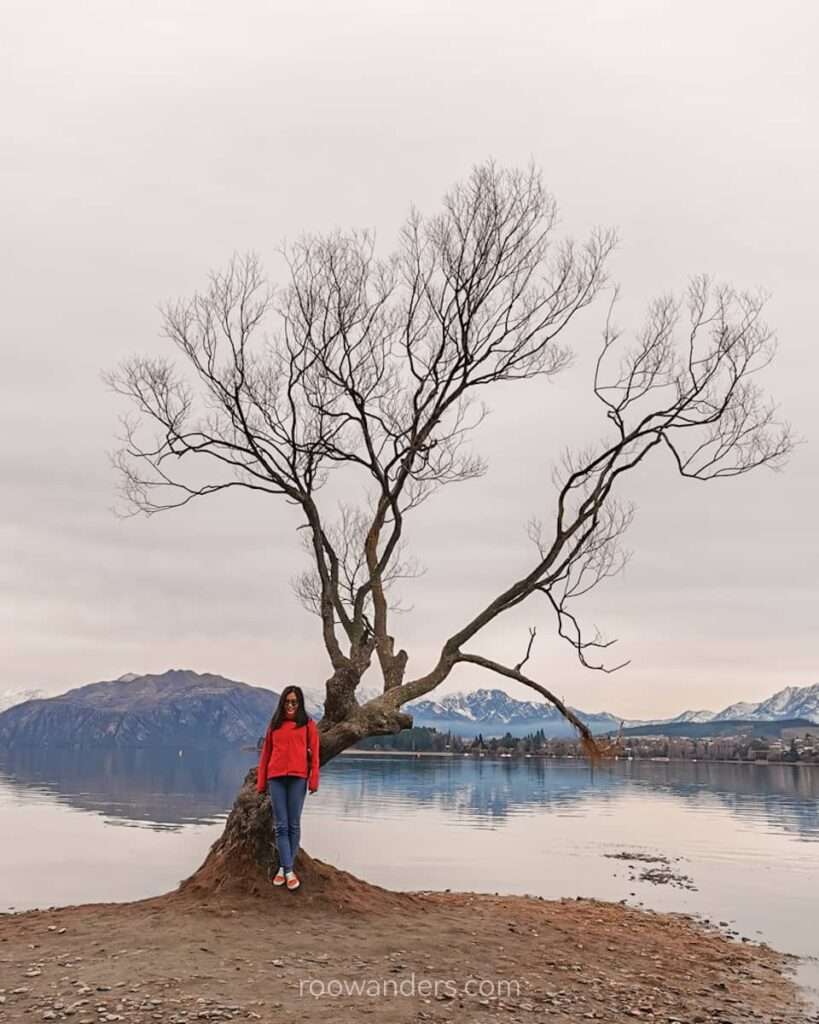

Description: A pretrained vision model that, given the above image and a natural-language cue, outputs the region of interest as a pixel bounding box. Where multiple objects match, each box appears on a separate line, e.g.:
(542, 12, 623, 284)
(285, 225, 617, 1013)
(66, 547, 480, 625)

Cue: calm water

(1, 749, 817, 993)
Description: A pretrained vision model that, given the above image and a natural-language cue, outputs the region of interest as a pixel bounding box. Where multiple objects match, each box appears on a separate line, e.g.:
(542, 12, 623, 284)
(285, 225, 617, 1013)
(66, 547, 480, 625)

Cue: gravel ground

(0, 884, 812, 1024)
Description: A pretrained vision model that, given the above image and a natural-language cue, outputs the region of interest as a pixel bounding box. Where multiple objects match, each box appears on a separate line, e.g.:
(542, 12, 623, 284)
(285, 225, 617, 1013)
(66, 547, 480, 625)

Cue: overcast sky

(2, 0, 817, 719)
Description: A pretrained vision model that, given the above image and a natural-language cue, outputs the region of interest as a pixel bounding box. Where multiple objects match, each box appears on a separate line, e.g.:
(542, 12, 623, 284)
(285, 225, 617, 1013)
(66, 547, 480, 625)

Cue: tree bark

(178, 769, 275, 898)
(179, 765, 416, 909)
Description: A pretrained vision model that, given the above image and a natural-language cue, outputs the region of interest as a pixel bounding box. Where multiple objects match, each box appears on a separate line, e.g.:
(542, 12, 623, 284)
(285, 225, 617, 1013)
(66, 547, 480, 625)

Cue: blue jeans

(268, 775, 308, 871)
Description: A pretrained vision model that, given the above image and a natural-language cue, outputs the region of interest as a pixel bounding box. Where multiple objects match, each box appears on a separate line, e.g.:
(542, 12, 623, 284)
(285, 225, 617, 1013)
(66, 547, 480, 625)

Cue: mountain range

(405, 684, 819, 737)
(406, 688, 622, 738)
(0, 673, 816, 746)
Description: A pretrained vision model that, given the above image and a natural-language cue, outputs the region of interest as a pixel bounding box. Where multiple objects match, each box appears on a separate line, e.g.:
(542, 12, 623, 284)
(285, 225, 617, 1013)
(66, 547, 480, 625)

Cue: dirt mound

(176, 768, 415, 913)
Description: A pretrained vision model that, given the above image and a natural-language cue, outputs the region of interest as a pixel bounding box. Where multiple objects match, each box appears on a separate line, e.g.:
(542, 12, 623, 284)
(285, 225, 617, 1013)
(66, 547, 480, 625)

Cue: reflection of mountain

(1, 747, 817, 842)
(618, 757, 819, 802)
(325, 755, 619, 822)
(603, 759, 819, 842)
(0, 747, 257, 830)
(320, 756, 819, 842)
(321, 756, 819, 841)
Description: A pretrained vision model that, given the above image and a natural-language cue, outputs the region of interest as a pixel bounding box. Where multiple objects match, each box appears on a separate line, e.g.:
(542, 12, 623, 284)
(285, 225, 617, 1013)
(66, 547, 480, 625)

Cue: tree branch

(455, 651, 599, 757)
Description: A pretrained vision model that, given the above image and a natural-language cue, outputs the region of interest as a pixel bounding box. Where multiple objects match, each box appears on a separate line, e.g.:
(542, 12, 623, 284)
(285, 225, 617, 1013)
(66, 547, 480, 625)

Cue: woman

(255, 685, 320, 891)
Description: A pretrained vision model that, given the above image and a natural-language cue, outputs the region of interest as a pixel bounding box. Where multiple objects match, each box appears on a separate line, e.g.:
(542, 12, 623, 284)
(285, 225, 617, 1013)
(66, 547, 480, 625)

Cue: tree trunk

(178, 673, 415, 903)
(178, 766, 415, 912)
(178, 769, 274, 898)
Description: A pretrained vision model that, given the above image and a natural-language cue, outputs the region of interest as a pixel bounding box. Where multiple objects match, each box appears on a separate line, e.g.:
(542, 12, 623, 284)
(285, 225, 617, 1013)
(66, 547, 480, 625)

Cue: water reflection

(325, 756, 819, 840)
(0, 747, 257, 828)
(320, 757, 621, 824)
(0, 748, 816, 841)
(618, 759, 819, 841)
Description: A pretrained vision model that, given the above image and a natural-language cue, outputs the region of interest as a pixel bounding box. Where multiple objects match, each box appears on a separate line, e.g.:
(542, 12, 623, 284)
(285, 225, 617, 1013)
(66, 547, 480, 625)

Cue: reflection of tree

(1, 750, 817, 842)
(0, 747, 257, 830)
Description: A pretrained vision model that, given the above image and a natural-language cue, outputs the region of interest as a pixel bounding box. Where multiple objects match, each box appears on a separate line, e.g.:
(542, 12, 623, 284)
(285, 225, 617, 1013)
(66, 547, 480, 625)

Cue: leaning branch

(455, 651, 599, 757)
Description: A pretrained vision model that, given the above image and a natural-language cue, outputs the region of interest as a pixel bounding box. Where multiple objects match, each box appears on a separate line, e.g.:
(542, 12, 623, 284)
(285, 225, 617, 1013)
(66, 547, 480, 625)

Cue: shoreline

(339, 748, 818, 767)
(0, 881, 810, 1023)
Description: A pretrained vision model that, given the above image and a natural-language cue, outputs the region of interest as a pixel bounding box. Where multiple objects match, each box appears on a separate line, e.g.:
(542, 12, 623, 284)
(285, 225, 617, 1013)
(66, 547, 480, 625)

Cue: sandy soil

(0, 861, 811, 1024)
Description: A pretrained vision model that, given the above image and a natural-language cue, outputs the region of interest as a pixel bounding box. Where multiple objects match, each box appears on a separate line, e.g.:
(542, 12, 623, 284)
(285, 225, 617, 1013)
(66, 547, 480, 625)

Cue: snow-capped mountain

(714, 684, 819, 723)
(667, 709, 716, 724)
(404, 683, 819, 738)
(639, 708, 717, 727)
(633, 684, 819, 730)
(412, 688, 562, 724)
(708, 701, 757, 721)
(407, 688, 621, 738)
(0, 689, 45, 713)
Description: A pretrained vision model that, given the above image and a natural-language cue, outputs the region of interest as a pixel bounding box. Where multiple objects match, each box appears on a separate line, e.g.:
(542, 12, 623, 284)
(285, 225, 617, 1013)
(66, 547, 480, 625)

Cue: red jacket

(256, 718, 320, 793)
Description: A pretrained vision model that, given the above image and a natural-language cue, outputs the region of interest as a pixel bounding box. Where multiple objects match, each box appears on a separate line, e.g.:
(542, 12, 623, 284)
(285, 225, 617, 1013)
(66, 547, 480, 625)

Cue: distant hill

(0, 671, 278, 749)
(715, 685, 819, 723)
(619, 718, 816, 740)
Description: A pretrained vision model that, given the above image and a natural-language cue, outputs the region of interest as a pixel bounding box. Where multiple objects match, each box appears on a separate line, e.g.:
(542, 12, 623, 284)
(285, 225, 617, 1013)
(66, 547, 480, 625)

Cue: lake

(1, 749, 817, 997)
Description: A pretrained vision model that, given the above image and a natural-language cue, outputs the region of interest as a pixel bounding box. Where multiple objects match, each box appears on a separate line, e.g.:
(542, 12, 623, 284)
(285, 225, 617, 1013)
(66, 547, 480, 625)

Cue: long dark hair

(269, 685, 309, 730)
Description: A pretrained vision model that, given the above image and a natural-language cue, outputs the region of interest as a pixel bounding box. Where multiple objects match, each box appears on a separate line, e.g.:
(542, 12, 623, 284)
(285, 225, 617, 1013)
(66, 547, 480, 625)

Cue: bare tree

(107, 162, 792, 767)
